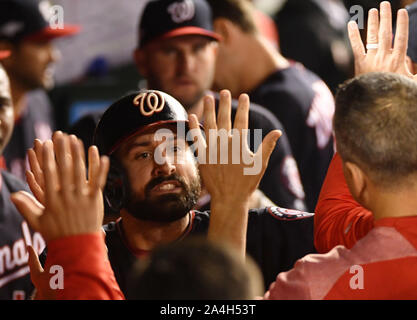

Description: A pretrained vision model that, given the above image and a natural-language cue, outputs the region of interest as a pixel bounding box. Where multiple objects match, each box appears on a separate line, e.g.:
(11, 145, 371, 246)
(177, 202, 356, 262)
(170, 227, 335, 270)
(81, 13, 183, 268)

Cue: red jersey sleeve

(44, 233, 125, 300)
(314, 153, 374, 253)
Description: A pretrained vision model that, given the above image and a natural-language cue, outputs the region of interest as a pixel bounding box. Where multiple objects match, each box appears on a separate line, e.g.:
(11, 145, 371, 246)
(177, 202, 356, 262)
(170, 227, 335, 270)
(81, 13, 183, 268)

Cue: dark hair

(334, 72, 417, 188)
(206, 0, 257, 34)
(126, 237, 264, 299)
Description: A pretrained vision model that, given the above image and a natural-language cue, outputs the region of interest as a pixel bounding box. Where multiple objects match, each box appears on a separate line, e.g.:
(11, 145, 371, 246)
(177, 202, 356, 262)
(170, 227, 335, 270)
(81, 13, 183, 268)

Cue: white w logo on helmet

(133, 92, 165, 117)
(167, 0, 195, 24)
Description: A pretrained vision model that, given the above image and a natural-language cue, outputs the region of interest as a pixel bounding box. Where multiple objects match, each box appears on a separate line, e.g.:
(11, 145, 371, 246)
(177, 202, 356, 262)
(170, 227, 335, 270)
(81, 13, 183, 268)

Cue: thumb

(10, 191, 43, 233)
(27, 245, 44, 287)
(257, 130, 282, 171)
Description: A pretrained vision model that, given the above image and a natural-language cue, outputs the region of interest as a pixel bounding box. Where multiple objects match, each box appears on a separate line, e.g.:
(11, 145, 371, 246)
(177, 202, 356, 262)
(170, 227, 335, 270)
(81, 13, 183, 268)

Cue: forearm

(45, 233, 125, 300)
(208, 197, 249, 259)
(314, 153, 373, 253)
(263, 259, 311, 300)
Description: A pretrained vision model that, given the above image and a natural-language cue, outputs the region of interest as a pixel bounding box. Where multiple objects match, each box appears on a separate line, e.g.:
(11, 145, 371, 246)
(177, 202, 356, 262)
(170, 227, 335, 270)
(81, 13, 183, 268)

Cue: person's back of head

(206, 0, 258, 35)
(126, 237, 264, 299)
(334, 72, 417, 193)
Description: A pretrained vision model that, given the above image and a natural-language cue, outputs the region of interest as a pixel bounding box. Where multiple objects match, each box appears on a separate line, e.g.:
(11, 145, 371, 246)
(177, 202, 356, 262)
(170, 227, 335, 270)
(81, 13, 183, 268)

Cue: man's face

(116, 124, 201, 222)
(5, 40, 61, 90)
(136, 35, 218, 110)
(0, 65, 14, 154)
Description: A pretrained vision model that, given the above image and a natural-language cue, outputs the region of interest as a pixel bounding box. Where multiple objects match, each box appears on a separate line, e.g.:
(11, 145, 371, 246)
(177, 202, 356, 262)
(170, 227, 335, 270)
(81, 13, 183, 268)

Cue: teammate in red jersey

(264, 2, 417, 299)
(314, 1, 417, 254)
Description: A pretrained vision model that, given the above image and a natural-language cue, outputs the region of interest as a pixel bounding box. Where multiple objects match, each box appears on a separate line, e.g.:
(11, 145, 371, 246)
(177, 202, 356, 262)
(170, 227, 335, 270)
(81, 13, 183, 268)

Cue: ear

(133, 48, 148, 77)
(213, 18, 234, 45)
(343, 161, 372, 208)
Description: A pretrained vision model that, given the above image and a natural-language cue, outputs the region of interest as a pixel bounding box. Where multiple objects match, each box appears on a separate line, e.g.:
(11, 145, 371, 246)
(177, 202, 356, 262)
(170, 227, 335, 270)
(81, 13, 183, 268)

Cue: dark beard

(125, 173, 201, 222)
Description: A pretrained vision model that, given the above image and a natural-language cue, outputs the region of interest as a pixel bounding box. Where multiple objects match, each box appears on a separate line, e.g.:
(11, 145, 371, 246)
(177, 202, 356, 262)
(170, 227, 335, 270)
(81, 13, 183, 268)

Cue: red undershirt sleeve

(44, 232, 125, 300)
(314, 153, 374, 253)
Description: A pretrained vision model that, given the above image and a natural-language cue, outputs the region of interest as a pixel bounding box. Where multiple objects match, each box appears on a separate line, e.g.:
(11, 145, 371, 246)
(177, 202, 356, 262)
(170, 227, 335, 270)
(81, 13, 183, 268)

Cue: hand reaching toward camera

(348, 1, 417, 81)
(11, 131, 109, 242)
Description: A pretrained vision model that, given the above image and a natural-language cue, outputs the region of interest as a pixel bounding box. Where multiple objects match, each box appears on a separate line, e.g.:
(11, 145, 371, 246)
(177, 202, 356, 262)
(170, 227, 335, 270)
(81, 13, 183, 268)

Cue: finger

(378, 1, 393, 52)
(28, 148, 45, 190)
(42, 140, 59, 203)
(366, 8, 379, 52)
(88, 145, 101, 190)
(203, 95, 217, 163)
(188, 113, 199, 131)
(33, 139, 44, 170)
(27, 245, 44, 288)
(26, 170, 45, 205)
(393, 9, 409, 60)
(53, 132, 74, 193)
(70, 135, 87, 192)
(188, 114, 206, 145)
(88, 145, 98, 184)
(188, 114, 207, 161)
(348, 21, 365, 59)
(203, 94, 217, 131)
(233, 93, 249, 131)
(217, 90, 232, 131)
(255, 130, 282, 176)
(10, 191, 43, 232)
(97, 156, 110, 191)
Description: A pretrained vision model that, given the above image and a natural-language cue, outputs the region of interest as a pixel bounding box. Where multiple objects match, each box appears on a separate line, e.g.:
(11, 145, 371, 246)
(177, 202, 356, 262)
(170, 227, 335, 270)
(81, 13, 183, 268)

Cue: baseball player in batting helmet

(94, 89, 201, 216)
(83, 89, 315, 296)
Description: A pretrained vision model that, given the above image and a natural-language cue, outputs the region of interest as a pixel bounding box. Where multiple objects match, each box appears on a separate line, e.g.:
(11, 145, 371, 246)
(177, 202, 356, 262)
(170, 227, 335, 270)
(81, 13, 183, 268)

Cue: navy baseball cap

(94, 90, 197, 156)
(407, 2, 417, 62)
(138, 0, 221, 48)
(0, 0, 80, 42)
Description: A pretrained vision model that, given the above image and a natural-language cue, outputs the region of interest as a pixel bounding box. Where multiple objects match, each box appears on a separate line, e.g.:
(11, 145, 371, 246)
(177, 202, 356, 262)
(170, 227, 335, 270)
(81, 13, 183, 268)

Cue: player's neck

(236, 33, 290, 96)
(9, 78, 28, 119)
(370, 184, 417, 221)
(119, 210, 191, 251)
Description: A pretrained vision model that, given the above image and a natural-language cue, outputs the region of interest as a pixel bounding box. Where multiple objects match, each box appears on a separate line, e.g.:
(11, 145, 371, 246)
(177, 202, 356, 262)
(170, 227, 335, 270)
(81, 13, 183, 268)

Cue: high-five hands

(189, 90, 281, 206)
(11, 131, 109, 242)
(188, 90, 281, 257)
(348, 1, 417, 81)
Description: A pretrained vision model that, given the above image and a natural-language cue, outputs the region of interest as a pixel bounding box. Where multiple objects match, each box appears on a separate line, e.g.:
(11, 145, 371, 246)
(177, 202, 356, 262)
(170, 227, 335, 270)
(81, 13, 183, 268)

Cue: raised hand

(188, 90, 281, 257)
(11, 132, 109, 242)
(25, 139, 46, 205)
(189, 90, 281, 204)
(348, 1, 417, 81)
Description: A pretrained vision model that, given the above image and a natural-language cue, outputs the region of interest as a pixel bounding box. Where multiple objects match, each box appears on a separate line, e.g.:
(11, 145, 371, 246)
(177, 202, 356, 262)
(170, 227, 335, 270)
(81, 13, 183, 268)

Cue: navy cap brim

(108, 120, 188, 155)
(140, 26, 221, 48)
(24, 24, 81, 42)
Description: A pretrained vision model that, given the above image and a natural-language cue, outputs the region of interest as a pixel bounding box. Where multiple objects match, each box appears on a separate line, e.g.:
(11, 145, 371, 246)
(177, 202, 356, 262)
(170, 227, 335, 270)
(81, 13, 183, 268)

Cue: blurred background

(48, 0, 416, 131)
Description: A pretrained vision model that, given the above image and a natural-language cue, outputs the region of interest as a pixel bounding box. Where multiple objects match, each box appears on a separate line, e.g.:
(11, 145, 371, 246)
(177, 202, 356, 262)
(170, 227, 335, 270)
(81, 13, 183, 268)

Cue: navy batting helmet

(94, 89, 193, 156)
